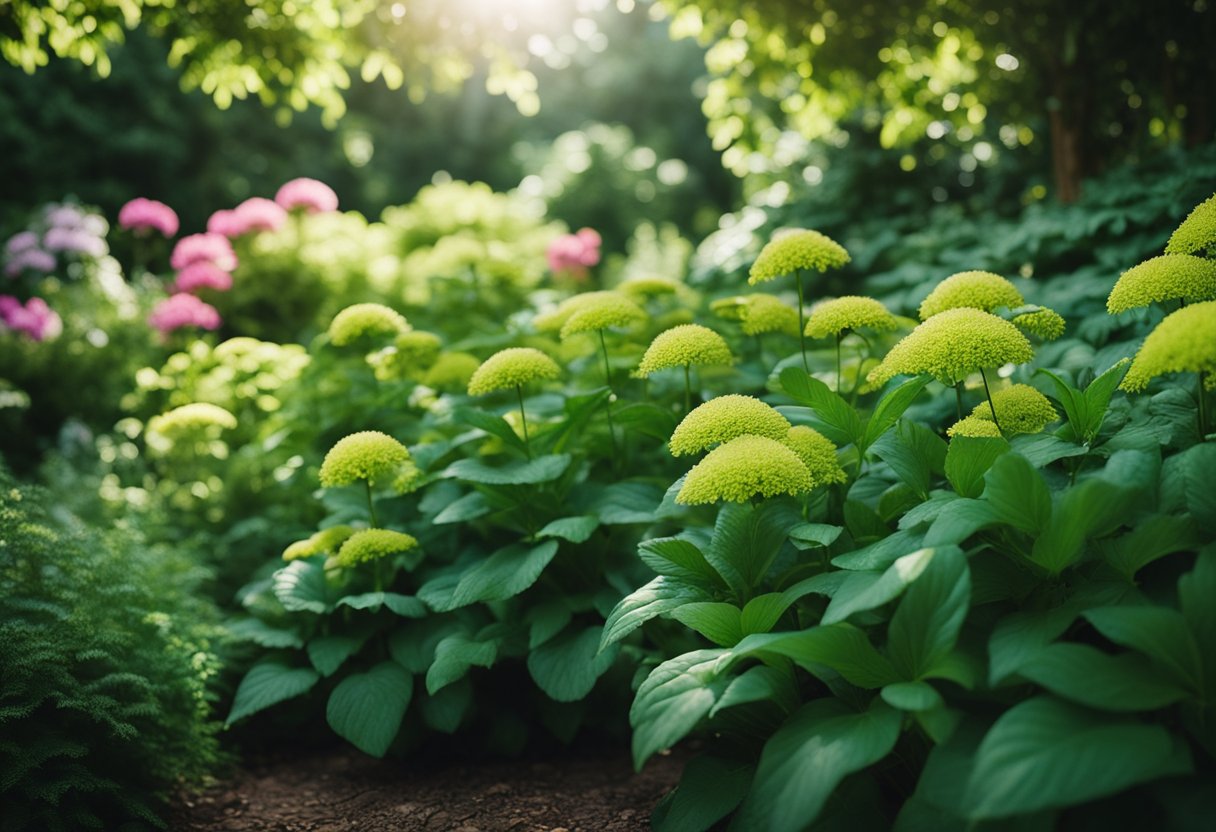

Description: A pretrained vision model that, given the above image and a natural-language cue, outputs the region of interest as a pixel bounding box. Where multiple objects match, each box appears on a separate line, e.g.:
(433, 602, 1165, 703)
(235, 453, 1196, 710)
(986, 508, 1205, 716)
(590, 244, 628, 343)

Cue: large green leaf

(454, 406, 529, 455)
(778, 367, 863, 447)
(924, 499, 1002, 546)
(788, 522, 844, 550)
(1018, 643, 1191, 712)
(705, 500, 801, 597)
(637, 536, 721, 585)
(710, 664, 799, 717)
(326, 661, 413, 758)
(425, 632, 498, 694)
(944, 436, 1009, 499)
(962, 697, 1192, 819)
(983, 453, 1051, 535)
(307, 635, 363, 677)
(601, 575, 710, 650)
(1178, 547, 1216, 697)
(442, 453, 571, 485)
(729, 625, 898, 688)
(822, 547, 939, 625)
(1036, 368, 1090, 442)
(1084, 606, 1204, 694)
(1101, 513, 1198, 580)
(272, 559, 331, 614)
(651, 755, 753, 832)
(226, 618, 303, 649)
(527, 626, 618, 702)
(537, 515, 600, 543)
(863, 376, 932, 452)
(630, 649, 729, 769)
(447, 540, 559, 609)
(871, 421, 947, 499)
(733, 698, 902, 832)
(887, 545, 970, 681)
(227, 660, 319, 725)
(1185, 444, 1216, 532)
(672, 602, 743, 647)
(336, 592, 427, 617)
(433, 491, 492, 524)
(1080, 358, 1131, 441)
(419, 676, 472, 734)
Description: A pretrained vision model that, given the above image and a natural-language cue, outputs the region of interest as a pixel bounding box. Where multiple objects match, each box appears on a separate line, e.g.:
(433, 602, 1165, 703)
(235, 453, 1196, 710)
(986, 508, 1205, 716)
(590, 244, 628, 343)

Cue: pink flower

(148, 293, 222, 335)
(4, 247, 56, 278)
(233, 197, 287, 234)
(546, 228, 602, 278)
(170, 233, 238, 271)
(275, 178, 339, 214)
(119, 198, 180, 237)
(4, 231, 39, 256)
(174, 262, 234, 294)
(206, 209, 242, 237)
(42, 226, 107, 258)
(0, 295, 62, 342)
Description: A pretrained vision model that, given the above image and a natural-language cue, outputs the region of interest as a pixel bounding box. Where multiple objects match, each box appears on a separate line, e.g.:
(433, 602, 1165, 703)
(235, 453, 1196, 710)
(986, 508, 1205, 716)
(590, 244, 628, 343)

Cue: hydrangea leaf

(326, 661, 412, 758)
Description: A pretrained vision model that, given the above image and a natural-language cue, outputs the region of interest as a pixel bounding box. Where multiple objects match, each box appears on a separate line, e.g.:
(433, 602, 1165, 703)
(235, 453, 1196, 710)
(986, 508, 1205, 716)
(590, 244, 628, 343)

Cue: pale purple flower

(45, 204, 87, 229)
(4, 231, 39, 256)
(43, 226, 107, 258)
(174, 262, 233, 294)
(0, 295, 62, 342)
(4, 247, 56, 278)
(170, 233, 238, 271)
(546, 228, 602, 278)
(148, 293, 222, 335)
(275, 178, 339, 214)
(119, 198, 180, 237)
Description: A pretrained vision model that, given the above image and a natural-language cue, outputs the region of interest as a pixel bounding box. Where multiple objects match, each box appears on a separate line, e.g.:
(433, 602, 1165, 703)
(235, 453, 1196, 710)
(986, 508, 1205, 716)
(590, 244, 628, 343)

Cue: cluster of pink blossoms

(0, 295, 62, 342)
(118, 198, 180, 237)
(546, 228, 602, 279)
(275, 178, 340, 214)
(147, 293, 221, 335)
(206, 178, 339, 239)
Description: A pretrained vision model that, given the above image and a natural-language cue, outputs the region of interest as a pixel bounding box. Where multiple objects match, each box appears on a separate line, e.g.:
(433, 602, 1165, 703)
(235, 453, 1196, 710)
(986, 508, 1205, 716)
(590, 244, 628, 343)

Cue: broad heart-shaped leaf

(733, 697, 902, 832)
(822, 547, 939, 625)
(537, 515, 600, 543)
(944, 436, 1010, 499)
(441, 453, 571, 485)
(1101, 513, 1199, 580)
(600, 575, 711, 650)
(982, 452, 1051, 534)
(672, 603, 743, 647)
(447, 540, 559, 609)
(273, 559, 331, 614)
(862, 376, 932, 452)
(1084, 606, 1204, 694)
(307, 635, 363, 677)
(728, 625, 898, 689)
(788, 522, 844, 550)
(962, 696, 1193, 820)
(887, 544, 970, 681)
(637, 536, 722, 585)
(326, 661, 412, 758)
(630, 649, 730, 769)
(419, 676, 472, 734)
(425, 632, 498, 694)
(870, 420, 947, 499)
(453, 406, 529, 455)
(1018, 642, 1191, 712)
(705, 500, 802, 598)
(527, 625, 618, 702)
(227, 660, 319, 725)
(778, 366, 864, 447)
(1006, 433, 1087, 468)
(651, 755, 753, 832)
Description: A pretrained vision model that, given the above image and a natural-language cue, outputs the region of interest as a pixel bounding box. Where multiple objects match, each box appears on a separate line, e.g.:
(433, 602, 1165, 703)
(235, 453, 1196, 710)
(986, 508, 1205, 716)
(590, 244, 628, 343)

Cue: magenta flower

(547, 228, 602, 278)
(4, 247, 56, 278)
(148, 293, 222, 335)
(233, 197, 288, 234)
(174, 262, 234, 294)
(170, 233, 238, 271)
(0, 295, 62, 342)
(276, 178, 339, 214)
(119, 198, 180, 237)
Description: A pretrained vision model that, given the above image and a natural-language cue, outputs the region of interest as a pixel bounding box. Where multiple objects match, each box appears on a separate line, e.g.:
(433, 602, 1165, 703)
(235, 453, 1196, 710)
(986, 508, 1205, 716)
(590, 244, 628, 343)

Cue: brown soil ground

(169, 747, 684, 832)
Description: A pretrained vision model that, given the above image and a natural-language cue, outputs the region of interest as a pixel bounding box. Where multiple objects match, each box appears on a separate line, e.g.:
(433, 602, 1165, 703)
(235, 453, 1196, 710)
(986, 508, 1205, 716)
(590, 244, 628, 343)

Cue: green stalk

(795, 270, 809, 372)
(955, 381, 965, 421)
(364, 479, 379, 528)
(516, 384, 532, 459)
(683, 364, 692, 414)
(835, 334, 843, 395)
(979, 368, 1004, 436)
(598, 329, 619, 459)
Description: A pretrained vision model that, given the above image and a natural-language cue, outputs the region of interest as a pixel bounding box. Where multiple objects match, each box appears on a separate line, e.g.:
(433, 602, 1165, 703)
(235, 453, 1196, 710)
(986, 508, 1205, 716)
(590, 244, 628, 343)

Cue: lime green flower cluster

(748, 230, 851, 284)
(328, 303, 410, 346)
(1106, 254, 1216, 313)
(669, 395, 792, 456)
(918, 271, 1025, 319)
(423, 351, 482, 392)
(534, 291, 620, 334)
(805, 296, 898, 339)
(783, 426, 848, 484)
(1122, 301, 1216, 392)
(368, 330, 445, 382)
(467, 347, 561, 395)
(283, 525, 355, 561)
(711, 293, 800, 336)
(945, 416, 1003, 438)
(1165, 193, 1216, 256)
(559, 292, 646, 340)
(318, 430, 416, 489)
(335, 528, 419, 567)
(145, 402, 238, 460)
(868, 308, 1034, 387)
(1011, 308, 1067, 341)
(636, 324, 732, 376)
(676, 435, 814, 505)
(619, 276, 683, 299)
(947, 384, 1056, 437)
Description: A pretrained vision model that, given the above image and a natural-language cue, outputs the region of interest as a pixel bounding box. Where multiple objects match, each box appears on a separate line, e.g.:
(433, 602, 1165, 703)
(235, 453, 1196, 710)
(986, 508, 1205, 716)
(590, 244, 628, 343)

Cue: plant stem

(516, 385, 532, 459)
(364, 479, 379, 528)
(683, 365, 692, 414)
(1199, 371, 1209, 439)
(795, 270, 809, 372)
(598, 329, 619, 459)
(835, 334, 843, 395)
(979, 368, 1004, 436)
(955, 381, 964, 421)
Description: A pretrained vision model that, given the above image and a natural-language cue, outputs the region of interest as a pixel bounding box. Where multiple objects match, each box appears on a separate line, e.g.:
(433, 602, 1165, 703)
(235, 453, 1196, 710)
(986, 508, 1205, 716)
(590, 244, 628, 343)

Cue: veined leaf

(863, 376, 932, 452)
(944, 435, 1009, 499)
(601, 575, 710, 650)
(778, 366, 864, 447)
(1019, 642, 1191, 711)
(630, 649, 730, 769)
(983, 453, 1051, 534)
(728, 625, 898, 688)
(447, 540, 559, 609)
(326, 661, 412, 758)
(527, 626, 618, 702)
(887, 545, 970, 681)
(227, 660, 319, 725)
(441, 453, 571, 485)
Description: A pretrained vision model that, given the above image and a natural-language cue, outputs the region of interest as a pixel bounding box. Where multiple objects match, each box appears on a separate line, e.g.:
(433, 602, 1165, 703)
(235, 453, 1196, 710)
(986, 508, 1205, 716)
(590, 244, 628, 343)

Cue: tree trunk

(1048, 104, 1085, 204)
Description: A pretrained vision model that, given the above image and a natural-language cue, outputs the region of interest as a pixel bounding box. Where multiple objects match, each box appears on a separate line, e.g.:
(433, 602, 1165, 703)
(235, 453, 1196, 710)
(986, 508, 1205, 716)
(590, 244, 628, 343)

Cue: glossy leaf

(326, 661, 412, 758)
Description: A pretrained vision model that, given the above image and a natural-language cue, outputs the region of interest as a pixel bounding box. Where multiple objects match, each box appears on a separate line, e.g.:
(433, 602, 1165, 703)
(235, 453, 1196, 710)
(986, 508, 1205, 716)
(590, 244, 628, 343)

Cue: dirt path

(170, 747, 684, 832)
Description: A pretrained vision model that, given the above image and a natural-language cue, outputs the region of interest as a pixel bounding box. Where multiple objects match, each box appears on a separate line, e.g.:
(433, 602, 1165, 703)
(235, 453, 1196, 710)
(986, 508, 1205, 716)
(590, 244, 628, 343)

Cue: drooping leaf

(442, 453, 571, 485)
(788, 522, 845, 550)
(537, 515, 600, 543)
(272, 559, 331, 614)
(447, 540, 560, 609)
(425, 632, 499, 694)
(227, 660, 319, 725)
(924, 499, 1002, 546)
(336, 592, 427, 617)
(630, 650, 729, 769)
(887, 545, 970, 681)
(863, 376, 933, 452)
(527, 626, 618, 702)
(1018, 643, 1191, 712)
(944, 436, 1010, 499)
(1101, 513, 1199, 579)
(651, 755, 753, 832)
(637, 536, 721, 585)
(778, 366, 864, 447)
(454, 406, 529, 455)
(601, 575, 711, 650)
(433, 491, 493, 524)
(419, 676, 472, 734)
(710, 664, 799, 717)
(729, 625, 898, 688)
(326, 661, 412, 757)
(983, 453, 1051, 534)
(881, 681, 943, 712)
(307, 635, 363, 677)
(823, 547, 938, 625)
(1084, 606, 1204, 694)
(672, 603, 743, 647)
(871, 421, 947, 499)
(1185, 444, 1216, 532)
(226, 618, 302, 649)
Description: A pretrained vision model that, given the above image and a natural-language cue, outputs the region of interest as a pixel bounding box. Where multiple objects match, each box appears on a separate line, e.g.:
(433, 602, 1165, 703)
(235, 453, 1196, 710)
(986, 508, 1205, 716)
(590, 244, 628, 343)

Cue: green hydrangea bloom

(946, 416, 1004, 438)
(319, 431, 413, 488)
(1122, 301, 1216, 392)
(619, 276, 682, 297)
(668, 395, 792, 456)
(328, 303, 410, 346)
(534, 291, 618, 333)
(467, 347, 561, 395)
(867, 308, 1034, 387)
(963, 383, 1057, 435)
(1012, 308, 1066, 340)
(805, 296, 898, 339)
(741, 294, 801, 336)
(560, 292, 646, 339)
(335, 528, 419, 567)
(676, 435, 813, 504)
(1165, 193, 1216, 256)
(369, 331, 444, 381)
(636, 325, 732, 376)
(1106, 254, 1216, 314)
(282, 525, 355, 561)
(918, 271, 1025, 320)
(782, 426, 847, 486)
(423, 351, 481, 391)
(147, 402, 237, 438)
(749, 229, 850, 284)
